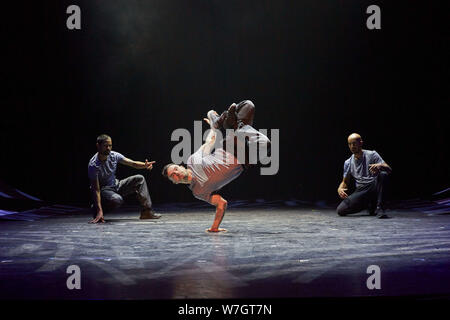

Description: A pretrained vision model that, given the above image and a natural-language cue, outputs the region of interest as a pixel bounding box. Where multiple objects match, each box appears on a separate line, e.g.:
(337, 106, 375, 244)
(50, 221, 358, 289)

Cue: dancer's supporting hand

(206, 228, 227, 233)
(207, 194, 228, 233)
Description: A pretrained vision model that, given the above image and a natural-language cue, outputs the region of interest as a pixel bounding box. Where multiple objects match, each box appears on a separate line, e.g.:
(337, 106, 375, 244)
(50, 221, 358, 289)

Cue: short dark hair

(97, 134, 111, 145)
(162, 163, 174, 178)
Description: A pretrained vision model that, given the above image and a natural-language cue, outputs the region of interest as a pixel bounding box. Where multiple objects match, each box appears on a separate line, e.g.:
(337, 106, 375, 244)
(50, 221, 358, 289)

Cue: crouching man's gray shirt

(88, 151, 125, 188)
(343, 149, 384, 189)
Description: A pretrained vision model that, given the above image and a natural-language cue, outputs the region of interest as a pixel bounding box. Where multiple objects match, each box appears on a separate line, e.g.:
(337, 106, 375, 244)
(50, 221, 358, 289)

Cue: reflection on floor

(0, 203, 449, 299)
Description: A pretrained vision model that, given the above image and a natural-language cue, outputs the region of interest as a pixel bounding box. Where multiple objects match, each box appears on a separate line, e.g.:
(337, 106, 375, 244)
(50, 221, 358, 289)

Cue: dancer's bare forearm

(201, 117, 217, 155)
(208, 194, 228, 232)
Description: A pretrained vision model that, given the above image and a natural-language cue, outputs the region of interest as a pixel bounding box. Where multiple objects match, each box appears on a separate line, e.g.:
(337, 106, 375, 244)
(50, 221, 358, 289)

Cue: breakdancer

(337, 133, 392, 218)
(162, 100, 270, 232)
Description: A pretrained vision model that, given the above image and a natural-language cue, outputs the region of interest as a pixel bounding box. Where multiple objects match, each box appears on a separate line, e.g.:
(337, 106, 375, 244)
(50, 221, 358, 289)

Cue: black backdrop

(1, 1, 448, 206)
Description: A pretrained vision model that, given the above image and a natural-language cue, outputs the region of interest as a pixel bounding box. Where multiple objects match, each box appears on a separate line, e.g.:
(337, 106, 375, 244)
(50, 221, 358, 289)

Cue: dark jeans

(93, 174, 152, 216)
(220, 100, 256, 129)
(235, 100, 256, 128)
(217, 100, 270, 167)
(336, 172, 388, 216)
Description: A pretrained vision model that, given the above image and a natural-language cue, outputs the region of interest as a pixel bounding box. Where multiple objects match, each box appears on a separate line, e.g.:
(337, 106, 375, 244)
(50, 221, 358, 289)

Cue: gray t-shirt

(88, 151, 125, 187)
(343, 149, 384, 188)
(187, 147, 244, 204)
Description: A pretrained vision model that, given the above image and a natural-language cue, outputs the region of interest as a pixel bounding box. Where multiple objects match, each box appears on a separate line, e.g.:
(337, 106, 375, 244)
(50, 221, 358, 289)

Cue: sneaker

(224, 103, 237, 129)
(140, 209, 161, 219)
(207, 110, 220, 128)
(373, 206, 390, 219)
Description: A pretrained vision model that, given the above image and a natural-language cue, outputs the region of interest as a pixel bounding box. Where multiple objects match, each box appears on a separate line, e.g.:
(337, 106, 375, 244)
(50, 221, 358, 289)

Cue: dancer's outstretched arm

(207, 194, 228, 232)
(201, 117, 217, 155)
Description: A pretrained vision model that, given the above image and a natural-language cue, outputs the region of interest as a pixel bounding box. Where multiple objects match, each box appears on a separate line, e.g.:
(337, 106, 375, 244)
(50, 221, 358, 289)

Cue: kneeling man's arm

(379, 162, 392, 173)
(337, 175, 351, 199)
(369, 162, 392, 175)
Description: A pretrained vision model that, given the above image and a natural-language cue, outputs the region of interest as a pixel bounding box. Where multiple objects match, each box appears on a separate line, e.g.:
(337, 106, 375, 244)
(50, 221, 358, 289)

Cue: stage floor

(1, 206, 449, 299)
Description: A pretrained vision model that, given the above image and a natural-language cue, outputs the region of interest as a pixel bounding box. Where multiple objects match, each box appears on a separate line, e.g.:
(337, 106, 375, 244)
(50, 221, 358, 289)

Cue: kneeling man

(337, 133, 392, 219)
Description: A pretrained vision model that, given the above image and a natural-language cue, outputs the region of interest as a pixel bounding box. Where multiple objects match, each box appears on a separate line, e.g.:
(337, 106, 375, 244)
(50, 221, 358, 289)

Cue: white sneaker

(207, 110, 219, 128)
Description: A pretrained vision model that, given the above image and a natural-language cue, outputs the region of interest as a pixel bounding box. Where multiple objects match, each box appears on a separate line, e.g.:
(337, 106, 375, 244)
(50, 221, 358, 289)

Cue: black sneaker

(224, 103, 237, 129)
(140, 209, 161, 219)
(374, 206, 390, 219)
(207, 110, 220, 128)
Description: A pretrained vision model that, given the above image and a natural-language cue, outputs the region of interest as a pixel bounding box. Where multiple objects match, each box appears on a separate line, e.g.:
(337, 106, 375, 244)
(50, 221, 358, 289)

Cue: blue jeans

(97, 174, 152, 213)
(336, 172, 388, 216)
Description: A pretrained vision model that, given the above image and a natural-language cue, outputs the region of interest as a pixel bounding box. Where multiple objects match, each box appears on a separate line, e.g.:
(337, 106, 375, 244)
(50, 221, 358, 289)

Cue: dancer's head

(96, 134, 112, 156)
(347, 133, 363, 155)
(162, 163, 190, 184)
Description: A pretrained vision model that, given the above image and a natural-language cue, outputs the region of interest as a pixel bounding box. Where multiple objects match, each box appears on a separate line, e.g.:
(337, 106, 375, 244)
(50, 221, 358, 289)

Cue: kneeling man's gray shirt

(343, 150, 384, 189)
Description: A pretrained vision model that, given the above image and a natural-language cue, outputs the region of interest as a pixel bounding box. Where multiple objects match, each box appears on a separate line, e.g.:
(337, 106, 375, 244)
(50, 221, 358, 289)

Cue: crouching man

(88, 134, 160, 223)
(337, 133, 392, 219)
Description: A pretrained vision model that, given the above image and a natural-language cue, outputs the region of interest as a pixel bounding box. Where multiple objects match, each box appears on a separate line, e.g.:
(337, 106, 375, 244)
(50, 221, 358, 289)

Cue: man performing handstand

(162, 100, 270, 232)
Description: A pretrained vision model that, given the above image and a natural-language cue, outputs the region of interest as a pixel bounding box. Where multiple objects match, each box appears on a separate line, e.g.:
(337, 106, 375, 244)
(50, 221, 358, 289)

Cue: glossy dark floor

(1, 205, 449, 299)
